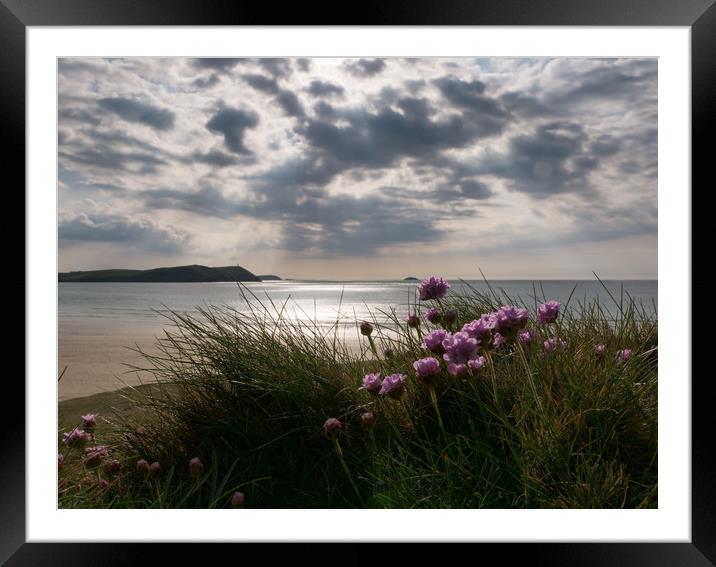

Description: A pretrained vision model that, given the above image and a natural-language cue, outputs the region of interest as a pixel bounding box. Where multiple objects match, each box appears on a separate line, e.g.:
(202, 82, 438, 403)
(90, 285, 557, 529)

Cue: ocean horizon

(59, 279, 658, 326)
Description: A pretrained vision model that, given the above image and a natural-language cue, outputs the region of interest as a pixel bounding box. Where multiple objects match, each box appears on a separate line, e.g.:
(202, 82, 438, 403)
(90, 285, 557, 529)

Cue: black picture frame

(4, 0, 712, 564)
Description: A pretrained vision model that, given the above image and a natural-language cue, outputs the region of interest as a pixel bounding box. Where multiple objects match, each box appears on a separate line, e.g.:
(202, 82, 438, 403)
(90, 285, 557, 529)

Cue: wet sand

(58, 319, 167, 401)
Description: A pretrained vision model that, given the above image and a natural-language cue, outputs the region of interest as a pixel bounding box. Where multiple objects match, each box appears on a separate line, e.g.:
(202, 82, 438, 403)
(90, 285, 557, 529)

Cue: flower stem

(428, 386, 445, 432)
(332, 437, 362, 503)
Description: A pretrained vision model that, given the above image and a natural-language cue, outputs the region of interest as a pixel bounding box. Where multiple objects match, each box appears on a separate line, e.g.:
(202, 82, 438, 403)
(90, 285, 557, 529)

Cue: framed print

(5, 0, 713, 563)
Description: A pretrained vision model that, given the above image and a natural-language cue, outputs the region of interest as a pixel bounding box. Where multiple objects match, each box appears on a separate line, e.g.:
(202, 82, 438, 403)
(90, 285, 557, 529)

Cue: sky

(58, 57, 657, 280)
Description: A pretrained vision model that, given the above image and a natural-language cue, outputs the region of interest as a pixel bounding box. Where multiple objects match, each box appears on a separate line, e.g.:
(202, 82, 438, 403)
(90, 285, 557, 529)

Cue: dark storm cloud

(474, 121, 600, 196)
(294, 95, 502, 178)
(97, 97, 175, 131)
(206, 107, 260, 155)
(433, 76, 511, 136)
(306, 80, 345, 98)
(242, 74, 306, 118)
(345, 58, 386, 77)
(275, 90, 305, 118)
(59, 211, 189, 253)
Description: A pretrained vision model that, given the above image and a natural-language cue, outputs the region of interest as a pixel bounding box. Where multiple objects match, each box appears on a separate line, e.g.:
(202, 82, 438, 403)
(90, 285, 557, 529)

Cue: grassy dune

(58, 279, 657, 509)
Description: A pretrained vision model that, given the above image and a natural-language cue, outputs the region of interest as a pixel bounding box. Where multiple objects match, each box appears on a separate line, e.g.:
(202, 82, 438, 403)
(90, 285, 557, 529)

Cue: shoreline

(59, 318, 166, 401)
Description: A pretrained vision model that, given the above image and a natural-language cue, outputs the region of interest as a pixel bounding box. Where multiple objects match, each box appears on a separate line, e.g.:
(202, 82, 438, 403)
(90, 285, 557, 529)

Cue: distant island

(257, 275, 282, 281)
(403, 277, 419, 281)
(58, 264, 261, 283)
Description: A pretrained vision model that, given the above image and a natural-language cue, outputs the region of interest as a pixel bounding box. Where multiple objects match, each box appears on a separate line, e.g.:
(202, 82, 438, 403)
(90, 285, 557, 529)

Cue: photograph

(56, 55, 659, 510)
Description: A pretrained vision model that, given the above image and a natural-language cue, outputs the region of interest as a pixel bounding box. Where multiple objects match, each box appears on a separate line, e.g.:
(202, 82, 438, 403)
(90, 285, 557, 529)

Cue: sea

(59, 279, 658, 330)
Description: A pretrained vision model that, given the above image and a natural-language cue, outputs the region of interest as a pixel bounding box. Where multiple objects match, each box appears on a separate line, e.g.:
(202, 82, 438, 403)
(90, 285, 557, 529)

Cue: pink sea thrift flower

(462, 313, 497, 341)
(417, 276, 451, 301)
(442, 332, 479, 365)
(543, 337, 568, 352)
(594, 343, 606, 358)
(361, 411, 376, 430)
(413, 357, 442, 386)
(231, 491, 246, 508)
(496, 305, 529, 331)
(423, 329, 450, 354)
(616, 349, 633, 363)
(492, 333, 506, 348)
(323, 418, 342, 440)
(149, 462, 161, 475)
(63, 429, 92, 447)
(360, 373, 383, 395)
(81, 413, 98, 430)
(468, 356, 487, 371)
(425, 307, 442, 324)
(519, 330, 532, 344)
(136, 459, 150, 473)
(538, 300, 561, 324)
(83, 445, 109, 467)
(405, 313, 421, 328)
(379, 373, 407, 399)
(188, 457, 204, 478)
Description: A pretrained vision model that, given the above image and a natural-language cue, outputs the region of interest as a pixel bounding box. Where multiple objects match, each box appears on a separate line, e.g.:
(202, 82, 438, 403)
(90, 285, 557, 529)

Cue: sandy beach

(58, 319, 167, 401)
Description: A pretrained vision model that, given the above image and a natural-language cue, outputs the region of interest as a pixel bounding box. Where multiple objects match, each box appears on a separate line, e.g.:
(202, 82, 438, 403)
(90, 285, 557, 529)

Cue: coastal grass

(58, 281, 657, 509)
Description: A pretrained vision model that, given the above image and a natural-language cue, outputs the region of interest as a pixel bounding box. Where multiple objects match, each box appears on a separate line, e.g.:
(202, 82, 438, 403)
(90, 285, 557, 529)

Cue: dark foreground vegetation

(58, 277, 657, 509)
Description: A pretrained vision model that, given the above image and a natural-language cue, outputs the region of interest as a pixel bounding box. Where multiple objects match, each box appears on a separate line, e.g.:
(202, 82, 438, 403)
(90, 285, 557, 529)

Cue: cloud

(306, 80, 345, 98)
(433, 76, 510, 136)
(189, 150, 241, 167)
(57, 57, 657, 274)
(241, 74, 305, 118)
(97, 97, 175, 131)
(59, 210, 190, 253)
(58, 107, 102, 126)
(257, 58, 292, 78)
(295, 58, 312, 72)
(205, 107, 259, 154)
(192, 74, 221, 89)
(191, 58, 243, 71)
(140, 186, 240, 218)
(551, 59, 657, 107)
(59, 147, 167, 174)
(589, 135, 621, 156)
(345, 58, 386, 77)
(474, 121, 600, 196)
(293, 95, 499, 178)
